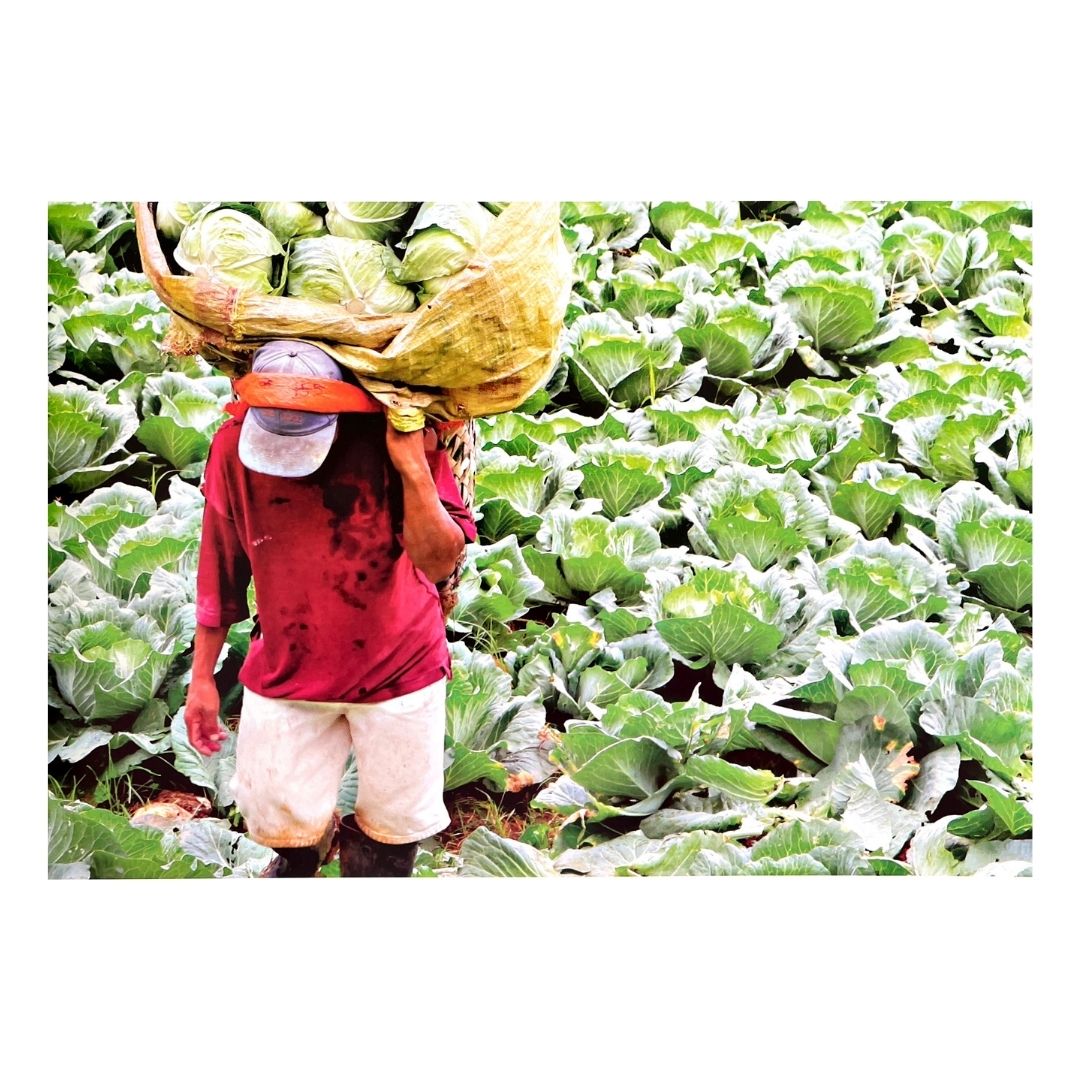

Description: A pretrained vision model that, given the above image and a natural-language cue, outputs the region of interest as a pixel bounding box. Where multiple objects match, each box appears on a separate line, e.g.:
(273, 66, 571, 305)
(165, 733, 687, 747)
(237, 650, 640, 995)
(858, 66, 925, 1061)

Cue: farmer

(185, 340, 476, 877)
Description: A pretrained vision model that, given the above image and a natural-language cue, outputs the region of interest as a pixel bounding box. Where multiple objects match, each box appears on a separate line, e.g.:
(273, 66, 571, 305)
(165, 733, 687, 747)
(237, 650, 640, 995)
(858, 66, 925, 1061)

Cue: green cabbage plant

(254, 201, 324, 243)
(325, 202, 414, 241)
(286, 235, 416, 313)
(155, 202, 212, 241)
(48, 383, 142, 491)
(397, 202, 495, 291)
(175, 207, 284, 293)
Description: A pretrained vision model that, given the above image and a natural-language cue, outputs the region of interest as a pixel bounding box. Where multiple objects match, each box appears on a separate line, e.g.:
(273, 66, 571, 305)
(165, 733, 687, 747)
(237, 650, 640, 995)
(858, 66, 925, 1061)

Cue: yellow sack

(135, 202, 572, 431)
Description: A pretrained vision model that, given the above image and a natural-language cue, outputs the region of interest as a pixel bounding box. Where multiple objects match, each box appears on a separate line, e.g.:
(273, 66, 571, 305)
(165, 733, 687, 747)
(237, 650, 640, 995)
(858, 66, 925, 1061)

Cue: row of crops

(47, 199, 1032, 877)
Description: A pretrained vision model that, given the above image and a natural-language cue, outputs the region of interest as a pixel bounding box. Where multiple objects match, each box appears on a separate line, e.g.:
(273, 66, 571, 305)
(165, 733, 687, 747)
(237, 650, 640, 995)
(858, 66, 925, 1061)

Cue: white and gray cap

(238, 340, 343, 477)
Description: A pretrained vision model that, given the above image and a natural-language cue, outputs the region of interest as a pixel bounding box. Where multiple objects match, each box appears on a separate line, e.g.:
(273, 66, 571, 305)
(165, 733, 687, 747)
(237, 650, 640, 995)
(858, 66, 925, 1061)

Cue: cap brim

(238, 412, 338, 477)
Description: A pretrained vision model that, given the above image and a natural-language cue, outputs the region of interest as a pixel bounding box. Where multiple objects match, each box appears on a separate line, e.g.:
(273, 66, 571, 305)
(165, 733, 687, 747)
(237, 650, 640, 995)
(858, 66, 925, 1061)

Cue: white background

(10, 1, 1073, 1074)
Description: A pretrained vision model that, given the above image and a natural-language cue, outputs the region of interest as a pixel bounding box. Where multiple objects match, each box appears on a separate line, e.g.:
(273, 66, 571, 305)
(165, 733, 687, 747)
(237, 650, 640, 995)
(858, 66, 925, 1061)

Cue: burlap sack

(135, 202, 572, 431)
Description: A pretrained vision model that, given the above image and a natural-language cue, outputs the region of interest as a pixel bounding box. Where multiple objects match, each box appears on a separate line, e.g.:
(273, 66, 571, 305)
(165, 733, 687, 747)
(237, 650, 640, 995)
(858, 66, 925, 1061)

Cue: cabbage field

(46, 200, 1033, 878)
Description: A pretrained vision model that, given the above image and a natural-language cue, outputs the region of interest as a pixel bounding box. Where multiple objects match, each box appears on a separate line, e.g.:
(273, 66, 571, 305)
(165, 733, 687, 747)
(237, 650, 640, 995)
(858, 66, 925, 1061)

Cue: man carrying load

(184, 340, 476, 877)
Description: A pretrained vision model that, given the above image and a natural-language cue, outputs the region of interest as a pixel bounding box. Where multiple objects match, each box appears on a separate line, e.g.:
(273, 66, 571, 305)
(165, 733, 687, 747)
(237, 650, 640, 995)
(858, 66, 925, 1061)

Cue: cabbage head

(286, 235, 416, 314)
(397, 202, 494, 284)
(325, 202, 415, 241)
(254, 202, 325, 244)
(174, 208, 284, 293)
(156, 202, 212, 241)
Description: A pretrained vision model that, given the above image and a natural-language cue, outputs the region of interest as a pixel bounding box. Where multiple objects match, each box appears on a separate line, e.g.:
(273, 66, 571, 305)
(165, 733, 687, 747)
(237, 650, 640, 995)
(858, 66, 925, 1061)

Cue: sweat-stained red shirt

(195, 412, 476, 704)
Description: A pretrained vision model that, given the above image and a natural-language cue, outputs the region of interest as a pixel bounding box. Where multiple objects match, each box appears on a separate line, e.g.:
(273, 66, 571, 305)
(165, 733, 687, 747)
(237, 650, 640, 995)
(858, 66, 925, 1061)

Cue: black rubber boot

(263, 846, 323, 877)
(260, 814, 340, 878)
(338, 814, 418, 877)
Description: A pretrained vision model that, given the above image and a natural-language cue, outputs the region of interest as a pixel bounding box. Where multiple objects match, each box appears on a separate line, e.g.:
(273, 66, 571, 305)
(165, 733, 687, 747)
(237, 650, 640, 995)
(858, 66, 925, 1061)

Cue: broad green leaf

(597, 608, 651, 643)
(113, 535, 195, 584)
(610, 282, 683, 321)
(649, 202, 721, 244)
(51, 623, 178, 721)
(136, 416, 211, 470)
(929, 413, 1003, 484)
(531, 775, 596, 816)
(741, 853, 831, 875)
(704, 517, 804, 571)
(967, 287, 1029, 337)
(810, 720, 921, 811)
(749, 819, 870, 871)
(459, 827, 558, 877)
(841, 784, 922, 855)
(580, 462, 665, 519)
(170, 707, 238, 808)
(639, 809, 744, 838)
(748, 702, 841, 764)
(49, 410, 105, 481)
(602, 690, 719, 752)
(672, 229, 748, 272)
(887, 390, 966, 422)
(576, 657, 652, 715)
(965, 561, 1032, 611)
(175, 819, 275, 877)
(48, 797, 218, 879)
(783, 280, 880, 352)
(682, 755, 777, 802)
(444, 646, 513, 750)
(850, 621, 956, 682)
(474, 499, 542, 542)
(451, 535, 551, 629)
(870, 858, 913, 875)
(521, 547, 574, 600)
(919, 697, 1029, 781)
(906, 745, 961, 816)
(1006, 466, 1032, 507)
(566, 736, 675, 801)
(554, 832, 672, 875)
(657, 604, 784, 668)
(622, 831, 748, 876)
(676, 324, 754, 378)
(816, 437, 879, 483)
(560, 554, 647, 602)
(968, 780, 1032, 837)
(947, 805, 1002, 840)
(443, 743, 509, 792)
(827, 566, 916, 630)
(907, 819, 966, 876)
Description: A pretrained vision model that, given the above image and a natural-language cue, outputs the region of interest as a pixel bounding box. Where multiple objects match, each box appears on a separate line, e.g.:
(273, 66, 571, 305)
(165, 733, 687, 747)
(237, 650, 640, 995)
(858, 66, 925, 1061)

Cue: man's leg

(230, 689, 353, 876)
(342, 678, 450, 877)
(337, 814, 418, 877)
(262, 815, 339, 878)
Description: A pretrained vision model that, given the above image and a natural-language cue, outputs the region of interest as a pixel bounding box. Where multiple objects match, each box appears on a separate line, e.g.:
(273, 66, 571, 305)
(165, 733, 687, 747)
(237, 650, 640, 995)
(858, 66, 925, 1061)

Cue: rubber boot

(260, 814, 340, 878)
(338, 814, 418, 877)
(262, 846, 323, 877)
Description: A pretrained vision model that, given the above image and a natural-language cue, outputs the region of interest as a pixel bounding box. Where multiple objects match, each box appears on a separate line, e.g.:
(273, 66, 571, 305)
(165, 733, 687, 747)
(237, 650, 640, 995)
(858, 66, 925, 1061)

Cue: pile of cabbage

(156, 201, 506, 313)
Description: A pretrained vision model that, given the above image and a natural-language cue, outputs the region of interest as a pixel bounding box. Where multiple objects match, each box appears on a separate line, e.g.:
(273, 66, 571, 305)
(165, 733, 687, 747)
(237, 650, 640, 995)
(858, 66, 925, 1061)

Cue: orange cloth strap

(233, 372, 386, 414)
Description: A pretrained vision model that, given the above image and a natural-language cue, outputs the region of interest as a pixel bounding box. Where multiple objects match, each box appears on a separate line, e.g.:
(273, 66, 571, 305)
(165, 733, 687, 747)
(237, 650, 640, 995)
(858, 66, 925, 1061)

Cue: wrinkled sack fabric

(135, 202, 573, 432)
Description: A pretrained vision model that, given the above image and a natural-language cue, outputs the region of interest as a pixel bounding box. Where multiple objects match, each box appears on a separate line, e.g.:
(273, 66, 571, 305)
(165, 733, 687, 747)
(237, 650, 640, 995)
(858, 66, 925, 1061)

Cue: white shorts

(229, 678, 450, 847)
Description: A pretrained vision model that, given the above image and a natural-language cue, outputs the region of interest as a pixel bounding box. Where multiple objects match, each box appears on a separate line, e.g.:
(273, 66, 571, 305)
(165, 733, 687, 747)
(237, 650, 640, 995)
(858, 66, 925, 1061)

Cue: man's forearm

(398, 466, 466, 584)
(191, 622, 231, 683)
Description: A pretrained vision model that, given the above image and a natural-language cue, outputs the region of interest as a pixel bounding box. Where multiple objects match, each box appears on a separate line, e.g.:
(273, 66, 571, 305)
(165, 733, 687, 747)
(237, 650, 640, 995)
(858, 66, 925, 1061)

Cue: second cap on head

(238, 340, 344, 478)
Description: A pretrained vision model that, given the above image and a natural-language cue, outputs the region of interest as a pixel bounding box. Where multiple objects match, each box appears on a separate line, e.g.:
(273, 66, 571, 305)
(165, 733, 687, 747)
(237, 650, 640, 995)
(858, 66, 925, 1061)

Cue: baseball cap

(238, 341, 343, 477)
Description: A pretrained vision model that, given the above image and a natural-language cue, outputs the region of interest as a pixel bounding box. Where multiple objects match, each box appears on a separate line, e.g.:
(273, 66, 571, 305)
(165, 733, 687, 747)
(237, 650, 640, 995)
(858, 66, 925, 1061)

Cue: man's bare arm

(385, 425, 466, 584)
(185, 622, 230, 755)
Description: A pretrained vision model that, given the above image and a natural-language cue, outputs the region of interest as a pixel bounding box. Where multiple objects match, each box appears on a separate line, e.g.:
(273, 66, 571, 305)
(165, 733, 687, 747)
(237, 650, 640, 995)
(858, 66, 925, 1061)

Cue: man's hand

(385, 423, 438, 479)
(185, 675, 227, 756)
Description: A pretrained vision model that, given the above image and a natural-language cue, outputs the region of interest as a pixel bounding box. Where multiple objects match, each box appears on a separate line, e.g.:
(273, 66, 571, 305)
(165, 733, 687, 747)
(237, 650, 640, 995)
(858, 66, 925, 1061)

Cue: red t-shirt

(196, 413, 476, 704)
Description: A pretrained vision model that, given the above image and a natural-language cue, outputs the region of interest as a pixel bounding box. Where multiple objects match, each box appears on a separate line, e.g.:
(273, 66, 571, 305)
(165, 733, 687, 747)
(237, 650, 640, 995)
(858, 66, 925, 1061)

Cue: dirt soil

(438, 782, 563, 855)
